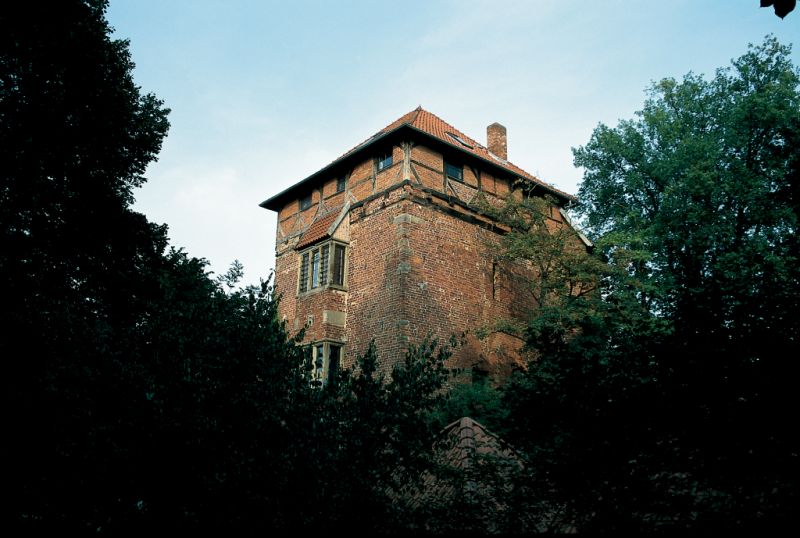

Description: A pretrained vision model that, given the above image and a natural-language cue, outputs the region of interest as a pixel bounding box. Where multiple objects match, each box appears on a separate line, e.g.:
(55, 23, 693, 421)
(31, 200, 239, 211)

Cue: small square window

(377, 151, 393, 172)
(445, 162, 463, 183)
(300, 194, 312, 211)
(336, 176, 347, 193)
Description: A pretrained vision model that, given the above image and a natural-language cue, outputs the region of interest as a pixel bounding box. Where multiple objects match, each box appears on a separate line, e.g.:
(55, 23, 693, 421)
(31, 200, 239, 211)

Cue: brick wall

(345, 185, 411, 374)
(390, 192, 532, 379)
(272, 139, 568, 380)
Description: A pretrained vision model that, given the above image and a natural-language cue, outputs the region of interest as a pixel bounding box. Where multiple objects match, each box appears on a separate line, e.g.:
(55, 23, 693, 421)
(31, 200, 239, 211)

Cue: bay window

(297, 240, 347, 294)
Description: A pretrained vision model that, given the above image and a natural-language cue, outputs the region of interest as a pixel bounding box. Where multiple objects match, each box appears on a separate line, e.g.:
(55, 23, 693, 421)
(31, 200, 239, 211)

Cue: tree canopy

(2, 2, 452, 532)
(6, 1, 797, 533)
(500, 35, 800, 532)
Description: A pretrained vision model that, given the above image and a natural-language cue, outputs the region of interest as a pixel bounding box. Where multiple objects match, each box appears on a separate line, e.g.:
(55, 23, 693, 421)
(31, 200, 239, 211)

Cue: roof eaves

(261, 113, 576, 210)
(259, 124, 406, 211)
(558, 207, 593, 248)
(403, 125, 575, 203)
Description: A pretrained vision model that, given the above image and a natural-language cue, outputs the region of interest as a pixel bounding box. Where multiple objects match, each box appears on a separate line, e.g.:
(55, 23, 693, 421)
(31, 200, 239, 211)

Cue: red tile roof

(344, 106, 574, 201)
(395, 417, 523, 510)
(390, 416, 574, 533)
(389, 417, 532, 533)
(260, 107, 574, 211)
(296, 207, 341, 249)
(437, 416, 522, 471)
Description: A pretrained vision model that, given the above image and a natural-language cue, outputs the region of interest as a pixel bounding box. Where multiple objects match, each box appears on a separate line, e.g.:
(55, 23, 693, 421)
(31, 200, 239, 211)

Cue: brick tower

(260, 107, 581, 383)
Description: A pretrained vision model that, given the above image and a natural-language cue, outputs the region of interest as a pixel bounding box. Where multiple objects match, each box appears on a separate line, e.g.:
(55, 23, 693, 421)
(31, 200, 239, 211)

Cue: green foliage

(2, 2, 453, 533)
(574, 35, 799, 341)
(500, 36, 800, 532)
(427, 375, 509, 435)
(279, 338, 452, 532)
(483, 192, 605, 316)
(2, 0, 171, 529)
(11, 1, 795, 533)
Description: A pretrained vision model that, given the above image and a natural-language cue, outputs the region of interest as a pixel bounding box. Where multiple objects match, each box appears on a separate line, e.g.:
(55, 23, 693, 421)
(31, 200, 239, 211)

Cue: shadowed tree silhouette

(761, 0, 796, 18)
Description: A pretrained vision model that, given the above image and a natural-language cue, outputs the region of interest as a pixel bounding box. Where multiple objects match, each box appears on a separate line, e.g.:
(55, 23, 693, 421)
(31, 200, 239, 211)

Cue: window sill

(298, 284, 348, 297)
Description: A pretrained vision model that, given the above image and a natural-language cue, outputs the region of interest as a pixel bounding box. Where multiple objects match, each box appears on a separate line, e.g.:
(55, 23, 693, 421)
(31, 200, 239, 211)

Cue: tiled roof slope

(392, 416, 574, 533)
(390, 417, 529, 533)
(295, 207, 340, 249)
(260, 106, 573, 210)
(345, 106, 574, 201)
(436, 416, 522, 472)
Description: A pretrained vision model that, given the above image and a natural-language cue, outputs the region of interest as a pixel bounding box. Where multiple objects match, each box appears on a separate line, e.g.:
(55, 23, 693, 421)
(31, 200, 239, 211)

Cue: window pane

(445, 162, 463, 182)
(300, 194, 312, 210)
(336, 177, 346, 192)
(327, 345, 341, 385)
(320, 244, 329, 286)
(311, 249, 320, 288)
(299, 252, 309, 293)
(315, 344, 324, 369)
(377, 152, 392, 171)
(314, 344, 325, 387)
(332, 244, 346, 286)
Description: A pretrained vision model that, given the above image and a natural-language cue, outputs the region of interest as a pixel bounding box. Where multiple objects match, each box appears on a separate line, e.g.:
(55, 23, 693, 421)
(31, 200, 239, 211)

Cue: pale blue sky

(106, 0, 798, 285)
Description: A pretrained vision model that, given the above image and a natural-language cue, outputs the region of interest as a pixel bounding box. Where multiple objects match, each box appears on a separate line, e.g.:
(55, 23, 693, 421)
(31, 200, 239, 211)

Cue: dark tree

(761, 0, 796, 19)
(501, 36, 800, 533)
(2, 2, 456, 532)
(2, 0, 170, 529)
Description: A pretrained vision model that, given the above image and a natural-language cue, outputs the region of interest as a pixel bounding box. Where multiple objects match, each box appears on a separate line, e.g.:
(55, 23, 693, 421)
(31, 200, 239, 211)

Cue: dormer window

(377, 151, 393, 172)
(445, 161, 463, 183)
(300, 194, 312, 211)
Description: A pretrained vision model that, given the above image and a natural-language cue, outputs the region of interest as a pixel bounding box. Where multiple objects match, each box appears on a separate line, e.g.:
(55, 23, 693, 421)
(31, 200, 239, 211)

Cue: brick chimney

(487, 122, 507, 160)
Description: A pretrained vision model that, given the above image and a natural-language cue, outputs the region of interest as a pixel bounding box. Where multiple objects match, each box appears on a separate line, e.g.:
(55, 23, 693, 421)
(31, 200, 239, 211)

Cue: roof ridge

(409, 105, 423, 126)
(412, 108, 482, 147)
(260, 107, 575, 210)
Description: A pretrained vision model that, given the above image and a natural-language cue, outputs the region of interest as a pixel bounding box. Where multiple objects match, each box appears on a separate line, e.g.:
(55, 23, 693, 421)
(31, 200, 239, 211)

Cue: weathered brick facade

(262, 108, 578, 381)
